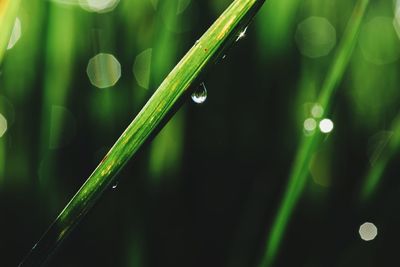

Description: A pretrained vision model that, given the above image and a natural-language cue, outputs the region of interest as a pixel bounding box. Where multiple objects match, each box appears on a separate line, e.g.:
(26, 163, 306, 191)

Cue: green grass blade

(258, 1, 369, 266)
(0, 0, 21, 64)
(256, 0, 301, 56)
(360, 114, 400, 201)
(38, 3, 78, 212)
(19, 0, 265, 265)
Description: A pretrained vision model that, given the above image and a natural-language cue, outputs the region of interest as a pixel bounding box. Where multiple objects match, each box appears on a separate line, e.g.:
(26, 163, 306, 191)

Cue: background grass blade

(0, 0, 21, 64)
(258, 1, 370, 266)
(360, 113, 400, 201)
(18, 0, 266, 265)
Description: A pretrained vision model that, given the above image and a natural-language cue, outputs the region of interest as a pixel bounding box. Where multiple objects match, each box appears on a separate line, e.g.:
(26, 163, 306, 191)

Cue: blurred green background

(1, 0, 400, 266)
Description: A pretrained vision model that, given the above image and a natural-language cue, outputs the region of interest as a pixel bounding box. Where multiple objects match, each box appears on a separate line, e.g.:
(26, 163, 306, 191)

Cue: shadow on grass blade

(19, 0, 266, 265)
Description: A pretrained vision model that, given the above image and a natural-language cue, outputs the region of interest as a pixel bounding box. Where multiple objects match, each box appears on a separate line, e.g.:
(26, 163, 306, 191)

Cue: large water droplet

(191, 82, 207, 104)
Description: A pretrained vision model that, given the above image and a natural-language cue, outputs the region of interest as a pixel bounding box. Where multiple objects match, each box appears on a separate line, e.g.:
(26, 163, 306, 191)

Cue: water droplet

(191, 82, 207, 104)
(194, 39, 202, 49)
(112, 182, 118, 189)
(236, 27, 248, 42)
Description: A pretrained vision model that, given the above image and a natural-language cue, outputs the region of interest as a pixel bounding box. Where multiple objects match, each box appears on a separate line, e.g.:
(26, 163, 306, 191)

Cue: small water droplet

(191, 82, 207, 104)
(194, 39, 202, 48)
(236, 27, 248, 42)
(112, 182, 118, 189)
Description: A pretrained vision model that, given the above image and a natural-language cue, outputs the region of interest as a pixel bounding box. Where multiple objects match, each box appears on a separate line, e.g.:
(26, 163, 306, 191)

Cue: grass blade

(19, 0, 266, 265)
(258, 1, 369, 266)
(360, 114, 400, 201)
(0, 0, 21, 64)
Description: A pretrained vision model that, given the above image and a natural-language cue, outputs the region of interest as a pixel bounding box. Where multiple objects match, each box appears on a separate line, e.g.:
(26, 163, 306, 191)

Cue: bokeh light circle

(79, 0, 120, 13)
(295, 16, 336, 58)
(359, 222, 378, 241)
(86, 53, 121, 89)
(7, 17, 21, 50)
(319, 119, 334, 133)
(360, 17, 400, 65)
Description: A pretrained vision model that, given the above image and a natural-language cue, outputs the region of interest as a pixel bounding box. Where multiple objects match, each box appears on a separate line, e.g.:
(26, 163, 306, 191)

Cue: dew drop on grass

(191, 82, 207, 104)
(112, 182, 118, 189)
(236, 26, 248, 42)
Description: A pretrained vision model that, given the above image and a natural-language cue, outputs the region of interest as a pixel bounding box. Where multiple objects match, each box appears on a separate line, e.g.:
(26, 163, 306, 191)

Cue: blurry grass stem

(258, 1, 370, 266)
(19, 0, 266, 265)
(360, 114, 400, 201)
